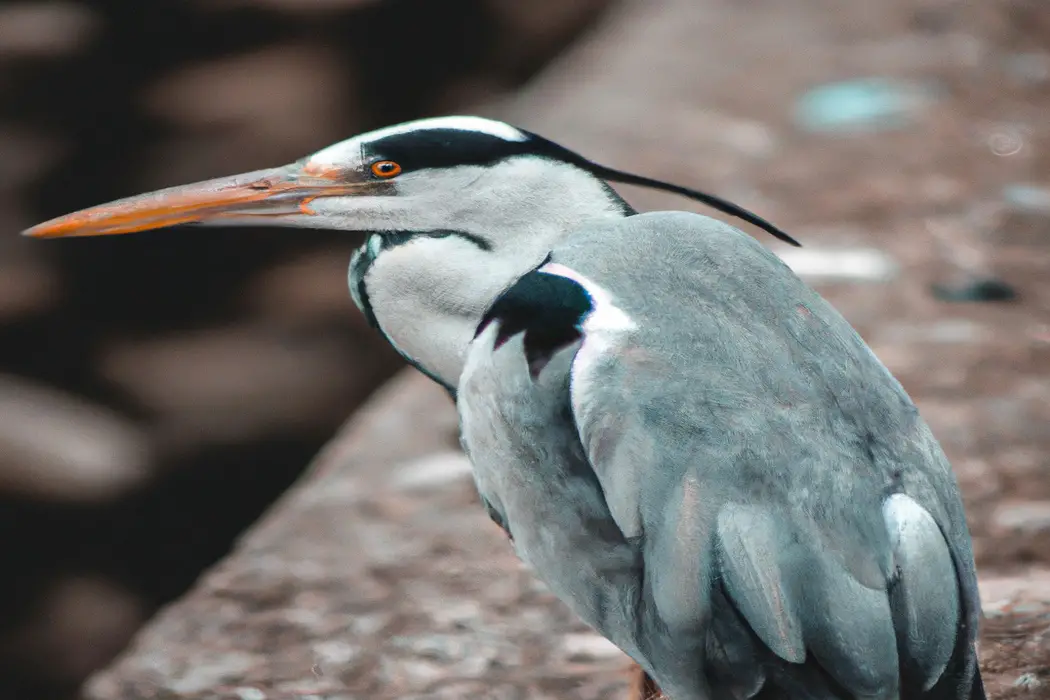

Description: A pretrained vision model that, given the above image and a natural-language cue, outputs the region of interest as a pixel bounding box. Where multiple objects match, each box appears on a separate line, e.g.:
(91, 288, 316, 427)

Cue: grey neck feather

(354, 158, 629, 389)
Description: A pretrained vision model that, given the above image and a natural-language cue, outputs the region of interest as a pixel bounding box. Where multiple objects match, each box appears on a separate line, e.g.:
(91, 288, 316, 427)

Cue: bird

(24, 115, 985, 700)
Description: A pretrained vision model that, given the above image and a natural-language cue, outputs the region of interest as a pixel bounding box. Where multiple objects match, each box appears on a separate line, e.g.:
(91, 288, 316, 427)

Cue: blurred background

(0, 0, 1047, 698)
(0, 0, 615, 696)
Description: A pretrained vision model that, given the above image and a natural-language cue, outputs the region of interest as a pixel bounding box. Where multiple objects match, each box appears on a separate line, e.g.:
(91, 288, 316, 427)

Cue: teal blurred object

(1002, 183, 1050, 214)
(792, 78, 940, 133)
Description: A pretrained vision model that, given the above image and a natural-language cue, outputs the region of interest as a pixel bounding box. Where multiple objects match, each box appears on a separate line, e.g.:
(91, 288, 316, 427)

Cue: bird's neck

(363, 170, 631, 390)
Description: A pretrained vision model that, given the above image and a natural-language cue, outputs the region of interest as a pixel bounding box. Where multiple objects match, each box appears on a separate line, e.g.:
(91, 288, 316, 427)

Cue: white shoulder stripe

(539, 262, 637, 333)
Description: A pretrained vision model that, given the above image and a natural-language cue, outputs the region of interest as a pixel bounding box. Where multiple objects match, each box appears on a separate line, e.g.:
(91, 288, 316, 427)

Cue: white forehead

(308, 116, 528, 166)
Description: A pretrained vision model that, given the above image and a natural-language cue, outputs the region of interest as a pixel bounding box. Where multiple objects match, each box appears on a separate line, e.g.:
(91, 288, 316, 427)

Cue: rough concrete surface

(86, 0, 1050, 697)
(82, 371, 1050, 700)
(86, 372, 636, 700)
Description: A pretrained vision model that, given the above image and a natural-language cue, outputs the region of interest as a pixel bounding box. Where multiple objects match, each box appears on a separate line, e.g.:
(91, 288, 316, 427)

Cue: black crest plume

(518, 127, 800, 247)
(586, 161, 800, 247)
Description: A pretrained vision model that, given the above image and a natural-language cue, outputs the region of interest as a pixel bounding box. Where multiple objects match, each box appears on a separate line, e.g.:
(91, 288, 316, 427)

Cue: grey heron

(24, 115, 984, 700)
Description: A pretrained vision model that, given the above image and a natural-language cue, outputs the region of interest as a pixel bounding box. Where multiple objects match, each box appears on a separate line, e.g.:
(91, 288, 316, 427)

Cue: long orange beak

(22, 165, 366, 239)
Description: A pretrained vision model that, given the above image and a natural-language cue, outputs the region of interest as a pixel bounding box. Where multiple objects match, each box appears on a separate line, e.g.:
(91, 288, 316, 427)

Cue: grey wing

(550, 212, 983, 700)
(571, 350, 982, 700)
(457, 319, 648, 667)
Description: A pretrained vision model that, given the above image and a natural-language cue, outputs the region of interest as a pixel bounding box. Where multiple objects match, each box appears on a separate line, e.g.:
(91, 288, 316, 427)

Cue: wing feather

(716, 503, 806, 664)
(883, 494, 961, 692)
(458, 213, 983, 700)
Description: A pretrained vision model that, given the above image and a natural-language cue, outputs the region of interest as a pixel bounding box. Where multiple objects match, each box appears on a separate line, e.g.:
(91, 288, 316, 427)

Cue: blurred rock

(0, 575, 145, 686)
(1002, 52, 1050, 87)
(931, 278, 1019, 303)
(0, 126, 66, 190)
(791, 78, 942, 134)
(990, 501, 1050, 563)
(993, 500, 1050, 535)
(485, 0, 615, 76)
(144, 44, 347, 135)
(1001, 0, 1050, 48)
(429, 75, 509, 117)
(776, 246, 900, 283)
(924, 213, 1020, 303)
(390, 451, 473, 491)
(0, 375, 150, 503)
(1001, 183, 1050, 247)
(561, 634, 623, 663)
(0, 250, 61, 321)
(142, 44, 357, 182)
(1003, 183, 1050, 214)
(879, 319, 990, 346)
(0, 2, 100, 59)
(201, 0, 381, 13)
(99, 325, 395, 449)
(911, 0, 963, 34)
(238, 247, 363, 329)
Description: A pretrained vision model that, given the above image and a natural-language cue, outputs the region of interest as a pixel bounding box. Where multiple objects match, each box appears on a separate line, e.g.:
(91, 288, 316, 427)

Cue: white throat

(356, 159, 629, 388)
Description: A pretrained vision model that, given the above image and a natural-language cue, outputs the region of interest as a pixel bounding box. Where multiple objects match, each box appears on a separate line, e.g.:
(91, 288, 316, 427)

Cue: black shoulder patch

(476, 269, 593, 379)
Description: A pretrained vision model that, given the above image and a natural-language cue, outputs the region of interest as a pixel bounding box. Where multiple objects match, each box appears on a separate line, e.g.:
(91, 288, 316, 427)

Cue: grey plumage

(22, 115, 984, 700)
(460, 212, 982, 700)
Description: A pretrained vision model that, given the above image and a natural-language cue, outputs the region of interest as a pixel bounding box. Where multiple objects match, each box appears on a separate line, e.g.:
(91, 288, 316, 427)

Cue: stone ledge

(82, 369, 1050, 699)
(84, 370, 634, 700)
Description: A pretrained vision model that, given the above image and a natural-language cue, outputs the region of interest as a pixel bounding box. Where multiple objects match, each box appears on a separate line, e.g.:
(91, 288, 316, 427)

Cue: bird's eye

(370, 160, 402, 179)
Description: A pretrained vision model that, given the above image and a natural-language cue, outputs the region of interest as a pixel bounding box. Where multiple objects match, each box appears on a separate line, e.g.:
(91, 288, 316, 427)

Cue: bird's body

(22, 115, 985, 700)
(460, 212, 982, 700)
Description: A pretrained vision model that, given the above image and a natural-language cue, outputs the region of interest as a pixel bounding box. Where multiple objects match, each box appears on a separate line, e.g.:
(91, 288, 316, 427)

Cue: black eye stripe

(362, 128, 571, 173)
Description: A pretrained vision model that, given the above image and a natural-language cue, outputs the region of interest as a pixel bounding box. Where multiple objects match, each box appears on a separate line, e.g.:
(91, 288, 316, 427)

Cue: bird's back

(552, 212, 974, 560)
(460, 211, 984, 700)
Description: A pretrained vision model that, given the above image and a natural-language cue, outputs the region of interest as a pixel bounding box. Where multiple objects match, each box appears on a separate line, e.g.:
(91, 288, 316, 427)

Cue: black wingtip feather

(586, 161, 802, 247)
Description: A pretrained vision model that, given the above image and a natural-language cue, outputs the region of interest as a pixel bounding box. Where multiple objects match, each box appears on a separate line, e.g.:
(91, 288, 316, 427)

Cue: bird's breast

(364, 235, 501, 386)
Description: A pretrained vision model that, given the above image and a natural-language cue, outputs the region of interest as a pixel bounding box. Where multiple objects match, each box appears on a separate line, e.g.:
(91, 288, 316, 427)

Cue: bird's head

(24, 115, 796, 390)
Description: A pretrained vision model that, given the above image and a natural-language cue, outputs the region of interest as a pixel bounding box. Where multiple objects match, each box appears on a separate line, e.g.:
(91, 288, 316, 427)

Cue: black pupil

(377, 162, 395, 173)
